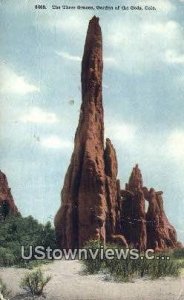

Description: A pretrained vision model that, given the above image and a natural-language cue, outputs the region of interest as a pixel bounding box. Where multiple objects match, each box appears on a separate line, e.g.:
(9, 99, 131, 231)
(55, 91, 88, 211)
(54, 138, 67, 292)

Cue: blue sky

(0, 0, 184, 241)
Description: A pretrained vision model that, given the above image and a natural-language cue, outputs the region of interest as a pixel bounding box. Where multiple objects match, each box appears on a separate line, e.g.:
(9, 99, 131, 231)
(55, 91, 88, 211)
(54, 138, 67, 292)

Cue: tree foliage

(0, 215, 56, 267)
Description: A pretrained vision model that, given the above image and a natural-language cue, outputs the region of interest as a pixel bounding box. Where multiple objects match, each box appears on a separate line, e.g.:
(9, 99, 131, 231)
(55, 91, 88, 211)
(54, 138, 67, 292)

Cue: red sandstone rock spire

(104, 139, 127, 246)
(121, 165, 147, 251)
(121, 165, 181, 250)
(145, 188, 180, 250)
(0, 170, 19, 219)
(55, 16, 107, 249)
(55, 17, 180, 251)
(126, 164, 143, 191)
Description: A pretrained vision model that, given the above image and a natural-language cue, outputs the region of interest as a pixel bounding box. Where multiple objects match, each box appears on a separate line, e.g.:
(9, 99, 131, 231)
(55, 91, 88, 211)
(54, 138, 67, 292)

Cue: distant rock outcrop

(55, 17, 180, 251)
(0, 170, 19, 219)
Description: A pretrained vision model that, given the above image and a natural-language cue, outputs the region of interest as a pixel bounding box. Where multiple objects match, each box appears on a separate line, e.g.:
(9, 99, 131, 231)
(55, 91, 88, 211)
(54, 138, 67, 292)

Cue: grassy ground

(0, 260, 184, 300)
(81, 241, 184, 282)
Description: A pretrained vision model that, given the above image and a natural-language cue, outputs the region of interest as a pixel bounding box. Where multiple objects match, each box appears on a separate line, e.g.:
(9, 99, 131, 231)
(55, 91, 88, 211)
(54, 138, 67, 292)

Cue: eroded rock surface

(55, 17, 180, 251)
(121, 165, 180, 250)
(121, 165, 147, 251)
(55, 16, 107, 249)
(145, 188, 179, 250)
(105, 139, 127, 246)
(0, 170, 19, 219)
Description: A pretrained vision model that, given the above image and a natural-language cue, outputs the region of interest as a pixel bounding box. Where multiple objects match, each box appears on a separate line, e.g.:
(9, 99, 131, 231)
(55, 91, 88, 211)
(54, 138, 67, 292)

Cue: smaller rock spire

(126, 164, 143, 191)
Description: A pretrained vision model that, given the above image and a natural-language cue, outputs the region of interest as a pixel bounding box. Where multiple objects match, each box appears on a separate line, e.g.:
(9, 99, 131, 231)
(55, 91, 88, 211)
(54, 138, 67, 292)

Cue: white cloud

(105, 122, 137, 144)
(165, 50, 184, 64)
(167, 130, 184, 162)
(56, 51, 117, 67)
(20, 107, 59, 124)
(37, 13, 89, 35)
(104, 1, 184, 73)
(0, 63, 40, 95)
(56, 50, 117, 68)
(138, 0, 175, 13)
(36, 0, 183, 74)
(104, 56, 117, 67)
(56, 51, 81, 62)
(105, 125, 184, 166)
(106, 19, 184, 73)
(41, 135, 72, 149)
(103, 83, 109, 89)
(54, 15, 87, 32)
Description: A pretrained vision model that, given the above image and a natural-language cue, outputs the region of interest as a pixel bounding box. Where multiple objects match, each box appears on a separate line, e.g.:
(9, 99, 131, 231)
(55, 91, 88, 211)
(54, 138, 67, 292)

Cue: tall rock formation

(145, 188, 179, 250)
(55, 16, 127, 249)
(104, 139, 127, 246)
(55, 17, 106, 249)
(121, 165, 147, 251)
(55, 17, 180, 251)
(121, 165, 180, 250)
(0, 170, 19, 219)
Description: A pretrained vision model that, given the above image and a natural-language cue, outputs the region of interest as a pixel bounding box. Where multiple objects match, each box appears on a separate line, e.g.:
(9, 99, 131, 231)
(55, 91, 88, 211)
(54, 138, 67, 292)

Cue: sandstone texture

(55, 17, 180, 251)
(104, 139, 127, 246)
(121, 165, 147, 251)
(55, 16, 107, 249)
(145, 188, 180, 250)
(0, 170, 19, 219)
(121, 165, 180, 251)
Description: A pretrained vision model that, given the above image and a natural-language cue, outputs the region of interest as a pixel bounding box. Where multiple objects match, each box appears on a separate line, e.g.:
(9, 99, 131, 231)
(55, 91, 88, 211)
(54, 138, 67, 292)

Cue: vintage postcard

(0, 0, 184, 299)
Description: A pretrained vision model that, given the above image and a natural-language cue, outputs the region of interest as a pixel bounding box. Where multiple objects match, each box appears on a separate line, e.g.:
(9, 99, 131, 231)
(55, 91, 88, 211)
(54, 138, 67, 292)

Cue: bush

(148, 255, 180, 279)
(81, 240, 182, 282)
(0, 247, 16, 267)
(0, 277, 11, 299)
(0, 215, 57, 267)
(172, 248, 184, 259)
(82, 240, 104, 274)
(20, 268, 51, 297)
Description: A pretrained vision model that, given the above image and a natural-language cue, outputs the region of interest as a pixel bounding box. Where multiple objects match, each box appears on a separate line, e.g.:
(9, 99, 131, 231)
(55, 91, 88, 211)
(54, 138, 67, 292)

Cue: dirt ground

(0, 260, 184, 300)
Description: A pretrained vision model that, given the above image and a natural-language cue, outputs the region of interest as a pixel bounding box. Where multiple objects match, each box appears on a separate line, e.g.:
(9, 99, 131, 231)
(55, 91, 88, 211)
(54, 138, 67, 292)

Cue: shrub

(105, 256, 133, 282)
(149, 255, 180, 279)
(0, 277, 11, 299)
(82, 240, 104, 274)
(172, 248, 184, 259)
(0, 247, 15, 267)
(81, 240, 182, 282)
(0, 215, 57, 267)
(20, 268, 51, 296)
